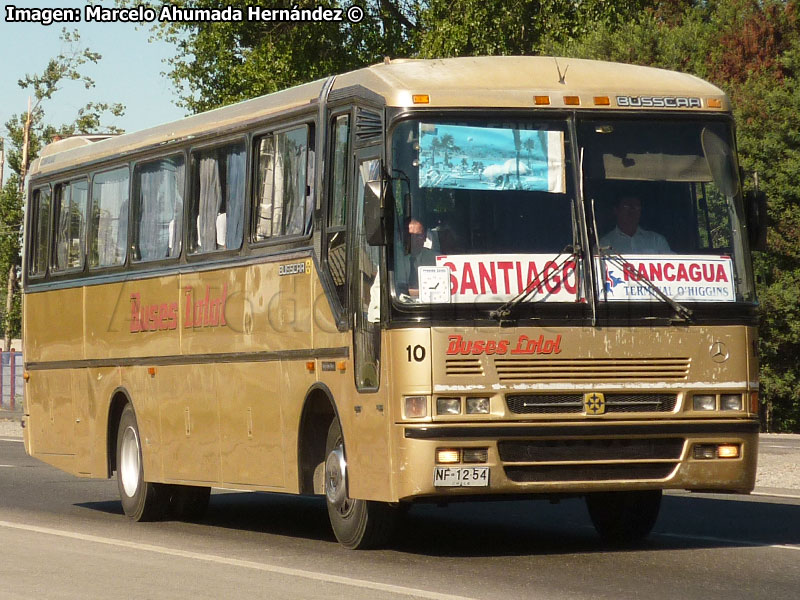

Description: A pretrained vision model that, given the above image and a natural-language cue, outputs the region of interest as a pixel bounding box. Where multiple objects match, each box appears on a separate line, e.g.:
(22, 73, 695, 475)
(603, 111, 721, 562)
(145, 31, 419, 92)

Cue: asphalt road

(0, 437, 798, 600)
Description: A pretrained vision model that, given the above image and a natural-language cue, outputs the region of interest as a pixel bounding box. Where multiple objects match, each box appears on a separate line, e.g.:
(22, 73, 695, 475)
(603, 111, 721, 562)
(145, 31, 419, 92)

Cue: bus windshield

(579, 117, 755, 304)
(390, 118, 578, 305)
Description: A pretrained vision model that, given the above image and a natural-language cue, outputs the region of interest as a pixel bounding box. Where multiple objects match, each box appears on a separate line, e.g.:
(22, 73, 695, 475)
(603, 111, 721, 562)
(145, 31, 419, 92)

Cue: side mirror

(364, 179, 387, 246)
(745, 189, 768, 251)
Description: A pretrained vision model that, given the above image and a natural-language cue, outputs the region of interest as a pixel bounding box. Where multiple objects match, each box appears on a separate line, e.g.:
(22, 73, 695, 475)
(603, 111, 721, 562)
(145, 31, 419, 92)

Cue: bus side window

(253, 125, 311, 241)
(28, 186, 51, 277)
(53, 179, 88, 272)
(132, 155, 185, 262)
(188, 140, 246, 254)
(327, 114, 350, 306)
(90, 167, 129, 268)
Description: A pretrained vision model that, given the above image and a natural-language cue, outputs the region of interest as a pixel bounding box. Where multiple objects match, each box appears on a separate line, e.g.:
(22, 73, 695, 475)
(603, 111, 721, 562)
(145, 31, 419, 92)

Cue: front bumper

(394, 419, 759, 500)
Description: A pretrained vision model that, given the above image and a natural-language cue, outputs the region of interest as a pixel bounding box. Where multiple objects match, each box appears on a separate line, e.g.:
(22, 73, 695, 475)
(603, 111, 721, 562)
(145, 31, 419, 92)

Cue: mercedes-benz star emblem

(709, 341, 729, 363)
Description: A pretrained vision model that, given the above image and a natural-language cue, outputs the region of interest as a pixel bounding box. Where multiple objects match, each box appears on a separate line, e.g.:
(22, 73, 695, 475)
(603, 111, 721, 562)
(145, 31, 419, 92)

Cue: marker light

(694, 444, 716, 460)
(593, 96, 610, 106)
(437, 397, 462, 415)
(717, 444, 740, 459)
(564, 95, 580, 106)
(720, 394, 743, 411)
(437, 448, 461, 464)
(750, 392, 760, 413)
(707, 98, 722, 108)
(466, 397, 490, 415)
(693, 394, 716, 411)
(404, 396, 428, 419)
(412, 94, 430, 104)
(534, 95, 551, 106)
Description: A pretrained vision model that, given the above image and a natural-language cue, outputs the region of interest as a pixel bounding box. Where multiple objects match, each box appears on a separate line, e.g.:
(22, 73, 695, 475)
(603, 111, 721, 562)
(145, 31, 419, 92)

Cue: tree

(122, 0, 422, 113)
(1, 29, 125, 349)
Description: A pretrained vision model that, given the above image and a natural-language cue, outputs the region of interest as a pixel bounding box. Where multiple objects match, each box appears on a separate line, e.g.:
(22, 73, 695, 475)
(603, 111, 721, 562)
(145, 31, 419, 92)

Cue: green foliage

(123, 0, 421, 112)
(418, 0, 652, 57)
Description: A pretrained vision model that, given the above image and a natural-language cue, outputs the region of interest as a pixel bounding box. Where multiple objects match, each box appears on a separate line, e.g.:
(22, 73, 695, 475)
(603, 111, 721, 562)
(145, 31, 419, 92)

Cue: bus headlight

(720, 394, 743, 411)
(404, 396, 428, 418)
(693, 394, 716, 411)
(466, 397, 490, 414)
(437, 397, 462, 415)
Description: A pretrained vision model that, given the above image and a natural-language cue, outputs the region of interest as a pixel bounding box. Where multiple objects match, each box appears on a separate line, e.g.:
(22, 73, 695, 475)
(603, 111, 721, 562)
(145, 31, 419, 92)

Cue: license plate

(433, 467, 489, 487)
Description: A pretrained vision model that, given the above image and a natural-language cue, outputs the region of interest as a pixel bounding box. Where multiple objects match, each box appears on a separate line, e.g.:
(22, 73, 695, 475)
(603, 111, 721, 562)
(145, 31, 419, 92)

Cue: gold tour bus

(22, 56, 766, 549)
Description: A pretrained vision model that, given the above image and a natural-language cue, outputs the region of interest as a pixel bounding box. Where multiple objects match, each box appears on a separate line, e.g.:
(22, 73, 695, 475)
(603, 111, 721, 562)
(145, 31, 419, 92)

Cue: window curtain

(95, 171, 128, 266)
(225, 146, 245, 249)
(198, 156, 221, 250)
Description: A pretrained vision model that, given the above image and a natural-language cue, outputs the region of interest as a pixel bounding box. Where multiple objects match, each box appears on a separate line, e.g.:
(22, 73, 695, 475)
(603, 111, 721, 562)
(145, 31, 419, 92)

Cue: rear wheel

(116, 404, 168, 521)
(325, 418, 398, 549)
(586, 490, 662, 544)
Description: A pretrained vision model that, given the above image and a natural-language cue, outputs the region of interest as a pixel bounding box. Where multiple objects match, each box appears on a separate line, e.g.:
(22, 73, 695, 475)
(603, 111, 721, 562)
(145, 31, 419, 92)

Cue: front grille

(494, 357, 690, 382)
(506, 393, 678, 414)
(498, 438, 685, 462)
(445, 357, 484, 376)
(504, 463, 677, 483)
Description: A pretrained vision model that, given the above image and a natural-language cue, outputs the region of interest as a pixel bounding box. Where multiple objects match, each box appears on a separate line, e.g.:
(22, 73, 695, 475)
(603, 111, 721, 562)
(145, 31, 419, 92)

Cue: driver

(599, 196, 671, 254)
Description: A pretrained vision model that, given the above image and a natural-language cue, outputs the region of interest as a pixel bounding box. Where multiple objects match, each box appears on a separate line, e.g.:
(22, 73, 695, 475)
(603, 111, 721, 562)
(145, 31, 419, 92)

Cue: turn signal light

(750, 392, 759, 413)
(717, 444, 740, 459)
(707, 98, 722, 108)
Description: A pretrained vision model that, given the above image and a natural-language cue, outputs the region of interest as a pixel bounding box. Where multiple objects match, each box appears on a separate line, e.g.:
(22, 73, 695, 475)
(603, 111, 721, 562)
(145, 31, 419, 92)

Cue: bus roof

(29, 56, 728, 180)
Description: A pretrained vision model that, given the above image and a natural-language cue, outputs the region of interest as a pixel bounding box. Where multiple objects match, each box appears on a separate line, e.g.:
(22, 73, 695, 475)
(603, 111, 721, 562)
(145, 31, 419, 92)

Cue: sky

(0, 0, 186, 183)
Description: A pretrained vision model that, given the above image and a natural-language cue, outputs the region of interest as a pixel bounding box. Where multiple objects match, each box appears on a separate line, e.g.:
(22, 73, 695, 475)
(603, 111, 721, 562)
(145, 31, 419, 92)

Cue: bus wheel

(116, 404, 167, 521)
(585, 490, 662, 544)
(324, 418, 397, 549)
(168, 485, 211, 522)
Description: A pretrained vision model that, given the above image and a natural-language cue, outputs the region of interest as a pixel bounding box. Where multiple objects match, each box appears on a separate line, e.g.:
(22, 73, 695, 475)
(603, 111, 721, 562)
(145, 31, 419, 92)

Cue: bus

(22, 56, 766, 549)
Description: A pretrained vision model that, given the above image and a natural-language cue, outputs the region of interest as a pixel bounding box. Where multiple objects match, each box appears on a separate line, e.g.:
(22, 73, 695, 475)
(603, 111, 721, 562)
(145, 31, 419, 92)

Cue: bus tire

(168, 485, 211, 522)
(324, 418, 397, 549)
(116, 404, 167, 522)
(585, 490, 662, 544)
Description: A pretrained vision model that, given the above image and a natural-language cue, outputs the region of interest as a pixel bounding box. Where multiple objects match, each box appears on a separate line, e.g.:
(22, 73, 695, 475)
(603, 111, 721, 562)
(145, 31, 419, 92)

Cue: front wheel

(585, 490, 662, 545)
(116, 404, 168, 521)
(325, 418, 398, 549)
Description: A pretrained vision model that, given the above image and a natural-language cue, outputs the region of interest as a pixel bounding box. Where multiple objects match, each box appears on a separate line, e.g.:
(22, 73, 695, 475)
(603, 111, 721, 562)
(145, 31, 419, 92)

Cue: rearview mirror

(364, 178, 387, 246)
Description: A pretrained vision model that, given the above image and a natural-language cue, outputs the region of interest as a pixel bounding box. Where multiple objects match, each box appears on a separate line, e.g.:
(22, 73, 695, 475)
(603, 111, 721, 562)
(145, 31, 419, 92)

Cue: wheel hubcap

(120, 425, 141, 498)
(325, 443, 352, 515)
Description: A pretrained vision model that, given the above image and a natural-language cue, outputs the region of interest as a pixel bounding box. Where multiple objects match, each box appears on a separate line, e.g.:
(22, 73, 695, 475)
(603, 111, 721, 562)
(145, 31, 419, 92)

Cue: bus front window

(390, 119, 578, 305)
(580, 118, 756, 304)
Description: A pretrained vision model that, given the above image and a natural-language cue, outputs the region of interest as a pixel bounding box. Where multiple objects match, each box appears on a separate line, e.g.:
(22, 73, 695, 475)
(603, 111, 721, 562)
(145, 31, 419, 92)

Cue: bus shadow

(77, 491, 800, 557)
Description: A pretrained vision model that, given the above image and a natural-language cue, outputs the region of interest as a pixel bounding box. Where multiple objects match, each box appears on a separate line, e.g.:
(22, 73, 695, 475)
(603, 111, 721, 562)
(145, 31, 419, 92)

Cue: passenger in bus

(599, 195, 672, 254)
(396, 217, 440, 296)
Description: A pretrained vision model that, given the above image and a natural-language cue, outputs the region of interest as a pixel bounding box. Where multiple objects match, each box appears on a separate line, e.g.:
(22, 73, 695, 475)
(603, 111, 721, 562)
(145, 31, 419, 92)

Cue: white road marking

(656, 532, 800, 552)
(760, 445, 797, 449)
(0, 520, 479, 600)
(0, 464, 15, 468)
(751, 491, 800, 500)
(0, 438, 23, 443)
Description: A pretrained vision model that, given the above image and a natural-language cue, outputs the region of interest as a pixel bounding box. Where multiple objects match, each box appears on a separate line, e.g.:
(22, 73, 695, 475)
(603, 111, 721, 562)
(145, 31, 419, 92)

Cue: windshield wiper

(489, 247, 580, 324)
(597, 247, 694, 323)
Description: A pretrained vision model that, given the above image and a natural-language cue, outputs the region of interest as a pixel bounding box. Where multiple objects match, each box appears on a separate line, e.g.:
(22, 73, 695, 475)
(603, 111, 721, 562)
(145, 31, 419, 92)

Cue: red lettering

(716, 264, 729, 282)
(525, 262, 542, 293)
(543, 261, 561, 294)
(677, 263, 689, 281)
(497, 262, 514, 294)
(472, 340, 485, 355)
(689, 263, 701, 282)
(447, 335, 462, 355)
(461, 264, 478, 294)
(478, 263, 497, 295)
(497, 340, 509, 354)
(648, 263, 662, 281)
(443, 262, 458, 295)
(562, 261, 577, 294)
(486, 341, 497, 355)
(664, 263, 675, 281)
